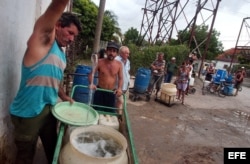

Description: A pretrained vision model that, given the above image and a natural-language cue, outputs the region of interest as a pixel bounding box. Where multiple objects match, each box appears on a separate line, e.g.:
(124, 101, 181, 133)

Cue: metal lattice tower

(139, 0, 221, 57)
(229, 17, 250, 69)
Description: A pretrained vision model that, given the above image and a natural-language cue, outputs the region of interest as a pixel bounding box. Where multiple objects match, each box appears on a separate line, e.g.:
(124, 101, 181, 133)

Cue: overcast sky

(92, 0, 250, 50)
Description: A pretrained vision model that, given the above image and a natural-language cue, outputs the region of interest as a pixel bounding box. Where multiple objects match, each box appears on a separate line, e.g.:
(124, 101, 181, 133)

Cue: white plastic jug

(189, 77, 195, 86)
(98, 114, 119, 130)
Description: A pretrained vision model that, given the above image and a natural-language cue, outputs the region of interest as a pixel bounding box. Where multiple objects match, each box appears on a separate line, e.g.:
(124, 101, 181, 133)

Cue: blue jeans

(164, 72, 173, 83)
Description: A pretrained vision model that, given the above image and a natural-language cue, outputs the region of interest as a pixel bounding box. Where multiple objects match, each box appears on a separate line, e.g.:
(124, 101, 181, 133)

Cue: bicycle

(202, 80, 226, 97)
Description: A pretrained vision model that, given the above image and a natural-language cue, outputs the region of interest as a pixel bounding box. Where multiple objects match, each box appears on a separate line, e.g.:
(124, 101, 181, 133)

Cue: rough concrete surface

(33, 77, 250, 164)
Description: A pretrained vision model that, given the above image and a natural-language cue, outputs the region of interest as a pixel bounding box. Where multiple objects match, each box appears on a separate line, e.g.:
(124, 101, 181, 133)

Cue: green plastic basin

(52, 101, 99, 126)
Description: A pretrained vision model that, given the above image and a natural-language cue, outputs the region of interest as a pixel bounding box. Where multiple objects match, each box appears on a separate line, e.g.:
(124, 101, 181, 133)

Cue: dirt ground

(127, 78, 250, 164)
(34, 77, 250, 164)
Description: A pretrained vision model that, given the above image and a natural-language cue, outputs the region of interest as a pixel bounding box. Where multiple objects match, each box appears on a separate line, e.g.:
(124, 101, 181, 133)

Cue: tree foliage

(127, 44, 190, 75)
(176, 25, 223, 60)
(123, 27, 140, 45)
(72, 0, 120, 52)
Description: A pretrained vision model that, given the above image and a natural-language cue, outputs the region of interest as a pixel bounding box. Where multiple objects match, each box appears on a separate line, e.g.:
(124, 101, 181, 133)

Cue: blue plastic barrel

(225, 74, 233, 83)
(134, 68, 151, 93)
(72, 65, 97, 103)
(224, 84, 234, 95)
(214, 69, 227, 83)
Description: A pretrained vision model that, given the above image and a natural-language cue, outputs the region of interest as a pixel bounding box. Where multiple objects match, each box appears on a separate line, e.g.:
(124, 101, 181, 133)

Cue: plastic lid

(52, 102, 99, 126)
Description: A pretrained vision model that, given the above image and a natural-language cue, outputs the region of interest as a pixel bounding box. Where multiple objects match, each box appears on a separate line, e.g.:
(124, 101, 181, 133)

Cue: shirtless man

(89, 42, 123, 113)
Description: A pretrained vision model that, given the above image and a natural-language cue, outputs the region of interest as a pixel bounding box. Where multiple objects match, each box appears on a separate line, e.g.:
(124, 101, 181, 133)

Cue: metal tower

(139, 0, 221, 57)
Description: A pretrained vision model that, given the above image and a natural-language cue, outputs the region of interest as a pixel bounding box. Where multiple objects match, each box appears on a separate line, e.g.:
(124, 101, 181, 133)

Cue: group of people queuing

(8, 0, 131, 163)
(203, 62, 246, 96)
(147, 52, 195, 104)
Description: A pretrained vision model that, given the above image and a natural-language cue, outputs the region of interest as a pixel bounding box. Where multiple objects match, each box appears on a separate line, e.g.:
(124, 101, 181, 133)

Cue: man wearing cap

(89, 41, 123, 113)
(164, 57, 178, 83)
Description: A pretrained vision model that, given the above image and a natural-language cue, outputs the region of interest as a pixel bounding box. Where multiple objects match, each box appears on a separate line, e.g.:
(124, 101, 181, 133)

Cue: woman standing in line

(176, 63, 190, 104)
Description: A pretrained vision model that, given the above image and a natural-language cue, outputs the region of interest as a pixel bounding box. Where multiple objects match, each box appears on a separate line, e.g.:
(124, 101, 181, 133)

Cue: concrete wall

(214, 61, 238, 70)
(0, 0, 50, 162)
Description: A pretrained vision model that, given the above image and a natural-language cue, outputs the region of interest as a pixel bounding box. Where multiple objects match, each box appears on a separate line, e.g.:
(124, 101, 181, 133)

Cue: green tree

(123, 27, 140, 45)
(177, 25, 223, 60)
(72, 0, 120, 51)
(102, 10, 122, 43)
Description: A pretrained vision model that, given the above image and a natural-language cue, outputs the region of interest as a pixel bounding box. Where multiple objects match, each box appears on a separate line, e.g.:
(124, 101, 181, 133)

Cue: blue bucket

(224, 85, 234, 95)
(72, 65, 98, 103)
(134, 68, 151, 93)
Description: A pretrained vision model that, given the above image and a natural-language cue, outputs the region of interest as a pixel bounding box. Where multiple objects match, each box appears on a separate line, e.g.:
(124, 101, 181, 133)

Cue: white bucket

(189, 77, 194, 86)
(233, 88, 236, 95)
(60, 125, 128, 164)
(203, 80, 211, 87)
(161, 83, 177, 95)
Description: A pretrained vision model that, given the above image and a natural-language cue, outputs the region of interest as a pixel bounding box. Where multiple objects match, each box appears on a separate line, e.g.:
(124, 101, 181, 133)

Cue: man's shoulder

(115, 56, 121, 60)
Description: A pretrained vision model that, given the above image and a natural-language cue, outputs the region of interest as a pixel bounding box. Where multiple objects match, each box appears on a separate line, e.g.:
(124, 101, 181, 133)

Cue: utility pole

(93, 0, 106, 53)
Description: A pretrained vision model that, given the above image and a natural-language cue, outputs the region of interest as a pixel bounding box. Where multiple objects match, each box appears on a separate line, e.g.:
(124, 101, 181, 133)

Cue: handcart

(129, 87, 151, 102)
(129, 74, 164, 102)
(52, 84, 138, 164)
(154, 83, 177, 107)
(129, 68, 151, 102)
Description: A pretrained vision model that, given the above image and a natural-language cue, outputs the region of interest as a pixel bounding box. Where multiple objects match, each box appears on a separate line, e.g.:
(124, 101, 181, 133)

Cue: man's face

(158, 54, 164, 61)
(55, 23, 79, 47)
(121, 48, 130, 60)
(106, 47, 118, 61)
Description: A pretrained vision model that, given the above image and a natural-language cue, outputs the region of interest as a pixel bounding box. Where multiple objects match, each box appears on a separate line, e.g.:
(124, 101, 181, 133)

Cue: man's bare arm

(24, 0, 70, 66)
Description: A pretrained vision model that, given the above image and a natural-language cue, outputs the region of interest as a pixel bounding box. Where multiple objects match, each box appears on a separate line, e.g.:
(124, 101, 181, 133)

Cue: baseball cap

(107, 42, 120, 50)
(171, 57, 176, 60)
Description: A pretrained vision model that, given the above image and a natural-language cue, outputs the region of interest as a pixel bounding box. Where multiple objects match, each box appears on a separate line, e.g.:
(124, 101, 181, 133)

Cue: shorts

(177, 81, 188, 91)
(235, 81, 242, 89)
(93, 89, 116, 113)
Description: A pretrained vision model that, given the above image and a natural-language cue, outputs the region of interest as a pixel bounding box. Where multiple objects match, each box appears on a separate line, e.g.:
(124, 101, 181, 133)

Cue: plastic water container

(72, 65, 98, 103)
(60, 125, 128, 164)
(224, 84, 234, 95)
(203, 80, 211, 87)
(189, 77, 195, 86)
(98, 114, 119, 130)
(225, 74, 233, 83)
(161, 83, 177, 96)
(160, 93, 176, 104)
(134, 68, 151, 93)
(214, 69, 227, 83)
